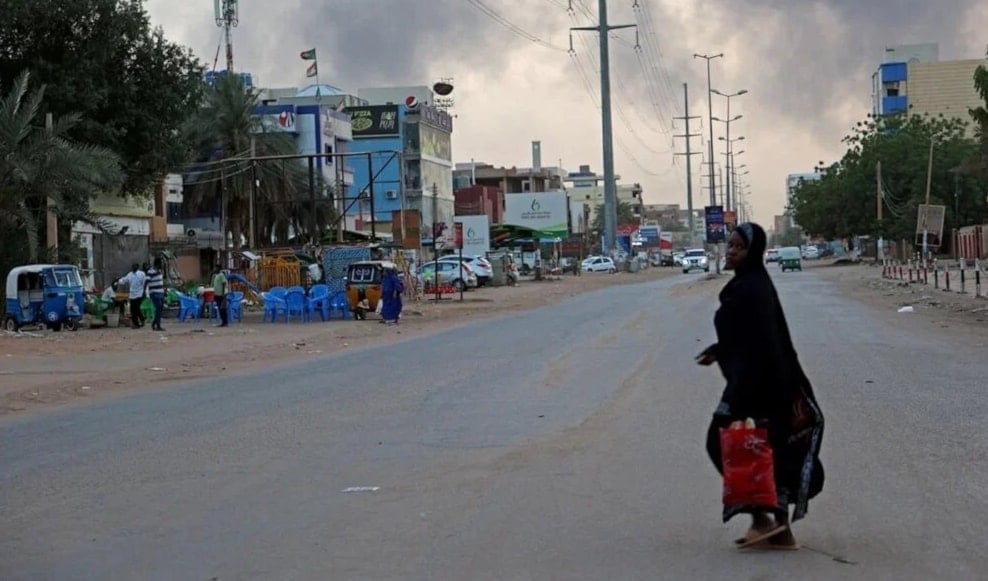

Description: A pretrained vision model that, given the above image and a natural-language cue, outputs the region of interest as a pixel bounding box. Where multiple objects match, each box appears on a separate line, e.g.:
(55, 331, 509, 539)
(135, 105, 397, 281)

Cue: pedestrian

(117, 263, 147, 329)
(146, 258, 166, 331)
(212, 267, 229, 327)
(379, 265, 403, 324)
(696, 222, 825, 551)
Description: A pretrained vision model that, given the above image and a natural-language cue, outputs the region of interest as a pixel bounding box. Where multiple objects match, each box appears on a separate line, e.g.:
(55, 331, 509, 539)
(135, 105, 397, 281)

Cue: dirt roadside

(0, 268, 677, 416)
(810, 261, 988, 345)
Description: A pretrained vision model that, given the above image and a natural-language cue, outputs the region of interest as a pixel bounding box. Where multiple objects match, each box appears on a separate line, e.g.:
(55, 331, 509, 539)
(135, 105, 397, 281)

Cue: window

(52, 269, 82, 287)
(348, 265, 378, 283)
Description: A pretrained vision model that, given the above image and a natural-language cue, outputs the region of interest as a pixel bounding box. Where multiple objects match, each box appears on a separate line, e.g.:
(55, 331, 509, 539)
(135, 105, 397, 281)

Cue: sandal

(736, 524, 789, 549)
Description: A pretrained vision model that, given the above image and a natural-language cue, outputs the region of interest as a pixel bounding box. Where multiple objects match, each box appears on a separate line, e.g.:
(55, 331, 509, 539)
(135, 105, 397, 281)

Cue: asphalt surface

(2, 268, 987, 580)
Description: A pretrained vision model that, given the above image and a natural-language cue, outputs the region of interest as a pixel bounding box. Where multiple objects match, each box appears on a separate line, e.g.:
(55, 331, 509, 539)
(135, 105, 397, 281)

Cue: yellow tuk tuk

(345, 260, 394, 320)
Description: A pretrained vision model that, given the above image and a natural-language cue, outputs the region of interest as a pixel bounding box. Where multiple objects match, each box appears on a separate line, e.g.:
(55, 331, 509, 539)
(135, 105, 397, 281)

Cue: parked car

(780, 246, 802, 271)
(438, 254, 493, 286)
(583, 256, 616, 273)
(801, 245, 820, 260)
(672, 252, 685, 266)
(765, 248, 781, 263)
(419, 261, 478, 290)
(682, 248, 710, 273)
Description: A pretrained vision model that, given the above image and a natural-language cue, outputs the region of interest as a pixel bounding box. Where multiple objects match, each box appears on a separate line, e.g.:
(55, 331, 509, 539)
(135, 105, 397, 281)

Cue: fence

(881, 258, 986, 299)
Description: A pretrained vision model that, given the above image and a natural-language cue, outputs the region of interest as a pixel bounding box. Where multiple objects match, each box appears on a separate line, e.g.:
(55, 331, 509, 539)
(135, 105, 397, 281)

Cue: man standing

(212, 267, 229, 327)
(117, 263, 147, 329)
(146, 258, 166, 331)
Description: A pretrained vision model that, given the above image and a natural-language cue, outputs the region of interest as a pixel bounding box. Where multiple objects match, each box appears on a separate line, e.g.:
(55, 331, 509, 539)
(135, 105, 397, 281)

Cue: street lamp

(693, 53, 724, 207)
(719, 135, 745, 213)
(712, 89, 747, 212)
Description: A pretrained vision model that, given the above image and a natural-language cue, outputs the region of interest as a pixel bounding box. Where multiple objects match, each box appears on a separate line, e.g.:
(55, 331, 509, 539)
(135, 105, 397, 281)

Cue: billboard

(346, 105, 400, 138)
(420, 123, 451, 162)
(638, 225, 660, 247)
(454, 215, 491, 257)
(705, 205, 725, 243)
(915, 204, 946, 247)
(503, 191, 569, 238)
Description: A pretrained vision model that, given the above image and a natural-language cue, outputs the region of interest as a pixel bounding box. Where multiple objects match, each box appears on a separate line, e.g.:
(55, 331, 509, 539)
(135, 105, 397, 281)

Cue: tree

(0, 0, 203, 195)
(0, 71, 122, 266)
(591, 200, 636, 234)
(183, 73, 333, 249)
(969, 49, 988, 181)
(790, 113, 986, 243)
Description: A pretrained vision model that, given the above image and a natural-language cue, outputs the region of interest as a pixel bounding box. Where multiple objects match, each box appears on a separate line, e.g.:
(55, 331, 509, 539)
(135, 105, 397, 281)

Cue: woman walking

(379, 265, 404, 325)
(696, 222, 825, 550)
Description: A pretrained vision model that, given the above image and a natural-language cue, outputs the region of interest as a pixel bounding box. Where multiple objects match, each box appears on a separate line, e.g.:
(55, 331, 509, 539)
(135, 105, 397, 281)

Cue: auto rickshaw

(345, 260, 394, 320)
(3, 264, 86, 332)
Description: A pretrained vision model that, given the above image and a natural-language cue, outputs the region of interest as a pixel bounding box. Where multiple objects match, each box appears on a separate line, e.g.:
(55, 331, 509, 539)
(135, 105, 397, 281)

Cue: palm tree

(183, 73, 334, 249)
(0, 70, 122, 263)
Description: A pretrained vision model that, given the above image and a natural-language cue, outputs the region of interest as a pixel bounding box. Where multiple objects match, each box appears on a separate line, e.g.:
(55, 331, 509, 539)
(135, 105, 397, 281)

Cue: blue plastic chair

(306, 286, 330, 322)
(268, 286, 288, 300)
(216, 291, 244, 323)
(176, 292, 202, 323)
(328, 290, 351, 320)
(284, 289, 309, 323)
(261, 292, 287, 323)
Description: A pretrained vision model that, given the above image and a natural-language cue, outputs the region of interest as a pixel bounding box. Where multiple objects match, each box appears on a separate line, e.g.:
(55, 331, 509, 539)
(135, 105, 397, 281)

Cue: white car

(801, 246, 820, 260)
(682, 248, 710, 273)
(438, 255, 493, 285)
(419, 261, 478, 291)
(583, 256, 616, 273)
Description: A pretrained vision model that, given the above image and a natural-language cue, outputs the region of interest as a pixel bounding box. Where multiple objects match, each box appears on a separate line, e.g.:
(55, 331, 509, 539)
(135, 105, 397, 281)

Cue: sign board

(454, 215, 491, 257)
(705, 205, 726, 243)
(638, 225, 661, 247)
(915, 204, 946, 247)
(503, 191, 569, 238)
(346, 105, 400, 138)
(453, 222, 463, 250)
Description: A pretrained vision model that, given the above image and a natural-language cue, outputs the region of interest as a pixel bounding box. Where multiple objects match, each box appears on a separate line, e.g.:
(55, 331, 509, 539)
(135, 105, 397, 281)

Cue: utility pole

(693, 53, 723, 207)
(249, 136, 257, 249)
(673, 83, 701, 240)
(571, 0, 634, 256)
(921, 137, 934, 263)
(214, 0, 239, 73)
(876, 160, 883, 258)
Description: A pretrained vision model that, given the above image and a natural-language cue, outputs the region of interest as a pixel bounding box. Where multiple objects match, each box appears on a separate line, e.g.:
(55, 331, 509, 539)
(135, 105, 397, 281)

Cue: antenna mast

(214, 0, 239, 72)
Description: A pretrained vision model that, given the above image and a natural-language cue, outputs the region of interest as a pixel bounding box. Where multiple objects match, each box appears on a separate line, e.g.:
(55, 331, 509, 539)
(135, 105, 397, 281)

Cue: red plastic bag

(719, 426, 778, 508)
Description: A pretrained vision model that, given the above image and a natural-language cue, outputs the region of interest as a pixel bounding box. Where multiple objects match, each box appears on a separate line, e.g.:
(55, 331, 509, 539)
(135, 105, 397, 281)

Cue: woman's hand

(695, 345, 717, 366)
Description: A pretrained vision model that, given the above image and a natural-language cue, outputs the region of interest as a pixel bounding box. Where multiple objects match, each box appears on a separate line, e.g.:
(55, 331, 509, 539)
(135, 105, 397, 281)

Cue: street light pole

(694, 53, 723, 207)
(711, 89, 748, 212)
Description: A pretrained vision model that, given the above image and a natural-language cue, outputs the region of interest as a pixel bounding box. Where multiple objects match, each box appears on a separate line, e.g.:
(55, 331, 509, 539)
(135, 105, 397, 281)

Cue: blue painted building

(871, 43, 939, 117)
(344, 95, 455, 249)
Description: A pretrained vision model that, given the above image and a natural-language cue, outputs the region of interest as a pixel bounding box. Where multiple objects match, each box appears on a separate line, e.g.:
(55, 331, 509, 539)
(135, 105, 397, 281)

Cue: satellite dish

(433, 81, 454, 96)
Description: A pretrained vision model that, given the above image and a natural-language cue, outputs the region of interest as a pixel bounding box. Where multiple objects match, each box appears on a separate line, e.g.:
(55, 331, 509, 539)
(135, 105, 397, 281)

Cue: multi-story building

(346, 85, 456, 249)
(565, 164, 643, 224)
(454, 185, 504, 224)
(786, 172, 822, 229)
(872, 43, 984, 134)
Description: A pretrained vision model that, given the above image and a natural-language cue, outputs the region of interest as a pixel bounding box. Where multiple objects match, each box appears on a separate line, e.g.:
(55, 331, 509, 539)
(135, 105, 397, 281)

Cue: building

(774, 214, 790, 237)
(454, 185, 504, 224)
(786, 172, 822, 228)
(454, 142, 566, 196)
(346, 85, 456, 250)
(872, 43, 985, 133)
(565, 164, 643, 224)
(251, 84, 357, 235)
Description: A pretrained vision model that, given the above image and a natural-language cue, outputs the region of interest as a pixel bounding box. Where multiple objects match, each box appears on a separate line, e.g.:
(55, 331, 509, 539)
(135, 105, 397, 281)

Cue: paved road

(2, 269, 987, 580)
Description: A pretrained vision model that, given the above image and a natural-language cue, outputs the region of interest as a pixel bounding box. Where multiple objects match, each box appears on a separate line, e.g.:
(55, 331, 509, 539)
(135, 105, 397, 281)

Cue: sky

(145, 0, 988, 225)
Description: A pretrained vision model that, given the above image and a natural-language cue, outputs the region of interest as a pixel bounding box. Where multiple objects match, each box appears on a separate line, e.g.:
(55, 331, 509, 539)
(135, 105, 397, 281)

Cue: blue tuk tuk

(3, 264, 85, 332)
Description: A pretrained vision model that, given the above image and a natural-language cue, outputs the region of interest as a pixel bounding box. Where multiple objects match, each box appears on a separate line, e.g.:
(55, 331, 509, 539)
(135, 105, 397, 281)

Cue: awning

(490, 224, 563, 248)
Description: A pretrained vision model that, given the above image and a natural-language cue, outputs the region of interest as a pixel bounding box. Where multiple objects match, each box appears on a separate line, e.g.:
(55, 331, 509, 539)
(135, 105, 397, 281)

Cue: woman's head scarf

(734, 222, 768, 272)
